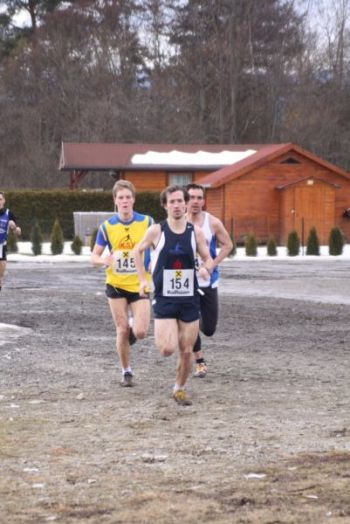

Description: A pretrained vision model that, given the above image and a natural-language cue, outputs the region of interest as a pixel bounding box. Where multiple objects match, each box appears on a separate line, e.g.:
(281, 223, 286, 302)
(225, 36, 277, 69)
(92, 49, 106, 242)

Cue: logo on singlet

(172, 259, 182, 269)
(118, 234, 134, 249)
(170, 242, 186, 255)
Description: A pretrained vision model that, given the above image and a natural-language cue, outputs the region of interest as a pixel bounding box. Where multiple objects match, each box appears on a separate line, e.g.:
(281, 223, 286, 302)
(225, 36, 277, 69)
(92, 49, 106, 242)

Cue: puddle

(0, 323, 32, 347)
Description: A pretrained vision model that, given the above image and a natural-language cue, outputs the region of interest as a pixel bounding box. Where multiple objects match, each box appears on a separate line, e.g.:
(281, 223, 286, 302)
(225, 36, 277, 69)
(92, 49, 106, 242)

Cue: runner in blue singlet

(134, 185, 214, 406)
(186, 184, 233, 378)
(0, 191, 21, 291)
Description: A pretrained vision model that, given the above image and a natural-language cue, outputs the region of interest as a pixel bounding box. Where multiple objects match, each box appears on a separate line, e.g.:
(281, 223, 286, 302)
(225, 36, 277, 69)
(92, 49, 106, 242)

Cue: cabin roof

(197, 143, 350, 187)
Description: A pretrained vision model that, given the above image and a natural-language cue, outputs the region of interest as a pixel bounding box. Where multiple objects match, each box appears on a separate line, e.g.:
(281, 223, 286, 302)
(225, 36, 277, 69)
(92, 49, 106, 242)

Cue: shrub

(306, 226, 320, 255)
(328, 226, 344, 256)
(31, 220, 43, 256)
(5, 190, 165, 240)
(50, 218, 64, 255)
(71, 235, 83, 255)
(7, 228, 18, 253)
(228, 235, 237, 258)
(245, 231, 257, 257)
(90, 228, 98, 251)
(287, 230, 300, 256)
(267, 236, 277, 256)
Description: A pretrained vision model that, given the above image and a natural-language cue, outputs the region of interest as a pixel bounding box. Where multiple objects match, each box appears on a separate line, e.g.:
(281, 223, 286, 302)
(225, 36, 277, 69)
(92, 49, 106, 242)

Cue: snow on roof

(131, 149, 256, 166)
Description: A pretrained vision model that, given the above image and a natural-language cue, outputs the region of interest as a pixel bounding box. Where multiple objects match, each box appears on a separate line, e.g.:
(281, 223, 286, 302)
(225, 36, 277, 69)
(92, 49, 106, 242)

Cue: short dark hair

(160, 185, 189, 207)
(186, 183, 205, 196)
(0, 191, 5, 198)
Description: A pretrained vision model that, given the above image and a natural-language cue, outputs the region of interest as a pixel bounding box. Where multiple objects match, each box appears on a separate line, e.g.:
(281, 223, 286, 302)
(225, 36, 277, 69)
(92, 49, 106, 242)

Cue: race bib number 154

(162, 269, 194, 297)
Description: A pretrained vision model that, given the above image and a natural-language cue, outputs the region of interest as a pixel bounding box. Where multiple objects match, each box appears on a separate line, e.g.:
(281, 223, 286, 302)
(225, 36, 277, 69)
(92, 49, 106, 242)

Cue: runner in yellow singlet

(91, 180, 154, 387)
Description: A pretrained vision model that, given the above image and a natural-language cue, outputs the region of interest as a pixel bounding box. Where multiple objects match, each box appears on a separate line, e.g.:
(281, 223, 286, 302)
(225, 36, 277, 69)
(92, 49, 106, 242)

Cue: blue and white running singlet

(151, 220, 198, 302)
(196, 212, 219, 288)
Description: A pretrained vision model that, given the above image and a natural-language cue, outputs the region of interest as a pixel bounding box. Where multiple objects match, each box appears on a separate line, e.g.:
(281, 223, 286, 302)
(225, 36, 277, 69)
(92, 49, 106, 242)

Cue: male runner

(186, 183, 233, 377)
(134, 185, 214, 406)
(91, 180, 154, 387)
(0, 191, 21, 291)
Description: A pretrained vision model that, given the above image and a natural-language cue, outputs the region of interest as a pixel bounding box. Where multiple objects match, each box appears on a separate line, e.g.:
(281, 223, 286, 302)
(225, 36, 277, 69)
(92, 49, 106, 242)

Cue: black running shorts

(105, 284, 149, 303)
(152, 296, 200, 323)
(0, 245, 7, 261)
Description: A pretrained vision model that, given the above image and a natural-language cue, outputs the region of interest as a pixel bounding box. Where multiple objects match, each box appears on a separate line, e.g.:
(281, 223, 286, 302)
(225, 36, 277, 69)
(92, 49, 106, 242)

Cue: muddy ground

(1, 258, 350, 524)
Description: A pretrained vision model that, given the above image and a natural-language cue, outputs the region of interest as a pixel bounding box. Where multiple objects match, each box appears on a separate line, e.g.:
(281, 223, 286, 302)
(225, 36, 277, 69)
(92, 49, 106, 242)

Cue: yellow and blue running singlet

(96, 212, 153, 292)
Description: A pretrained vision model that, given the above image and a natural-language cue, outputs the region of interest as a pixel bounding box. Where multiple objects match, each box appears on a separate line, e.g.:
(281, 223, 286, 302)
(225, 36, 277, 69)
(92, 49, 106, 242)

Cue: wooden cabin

(59, 142, 350, 244)
(59, 142, 255, 190)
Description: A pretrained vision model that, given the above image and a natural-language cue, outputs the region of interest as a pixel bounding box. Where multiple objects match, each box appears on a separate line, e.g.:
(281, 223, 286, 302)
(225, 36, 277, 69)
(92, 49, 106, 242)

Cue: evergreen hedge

(4, 190, 165, 240)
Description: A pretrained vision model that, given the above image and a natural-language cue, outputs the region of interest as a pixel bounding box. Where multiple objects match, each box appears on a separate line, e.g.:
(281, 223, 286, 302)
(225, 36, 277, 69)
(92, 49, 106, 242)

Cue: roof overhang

(276, 176, 341, 190)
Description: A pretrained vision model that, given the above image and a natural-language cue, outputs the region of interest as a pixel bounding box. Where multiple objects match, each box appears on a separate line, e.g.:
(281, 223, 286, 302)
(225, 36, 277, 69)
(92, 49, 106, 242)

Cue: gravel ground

(1, 258, 350, 524)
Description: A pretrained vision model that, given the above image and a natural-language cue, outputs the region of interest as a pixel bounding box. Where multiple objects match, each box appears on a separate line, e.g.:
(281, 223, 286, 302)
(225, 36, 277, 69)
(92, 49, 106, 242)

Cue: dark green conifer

(306, 226, 320, 255)
(228, 235, 237, 257)
(71, 235, 83, 255)
(245, 231, 257, 257)
(90, 228, 98, 251)
(287, 230, 300, 256)
(267, 236, 277, 256)
(7, 228, 18, 253)
(50, 218, 64, 255)
(31, 220, 43, 256)
(328, 227, 344, 256)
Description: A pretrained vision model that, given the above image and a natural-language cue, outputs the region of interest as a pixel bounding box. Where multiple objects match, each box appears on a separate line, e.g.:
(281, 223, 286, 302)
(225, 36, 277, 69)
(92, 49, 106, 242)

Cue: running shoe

(128, 328, 137, 346)
(121, 371, 133, 387)
(173, 389, 192, 406)
(194, 362, 207, 378)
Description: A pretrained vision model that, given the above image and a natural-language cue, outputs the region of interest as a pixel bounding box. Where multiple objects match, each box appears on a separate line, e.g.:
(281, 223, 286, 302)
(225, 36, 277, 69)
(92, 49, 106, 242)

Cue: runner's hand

(139, 279, 149, 297)
(198, 266, 210, 280)
(103, 253, 114, 267)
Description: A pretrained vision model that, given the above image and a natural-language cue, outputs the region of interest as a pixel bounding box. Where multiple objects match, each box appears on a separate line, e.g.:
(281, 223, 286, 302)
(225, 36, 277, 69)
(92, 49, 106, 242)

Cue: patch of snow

(7, 242, 350, 263)
(131, 149, 256, 166)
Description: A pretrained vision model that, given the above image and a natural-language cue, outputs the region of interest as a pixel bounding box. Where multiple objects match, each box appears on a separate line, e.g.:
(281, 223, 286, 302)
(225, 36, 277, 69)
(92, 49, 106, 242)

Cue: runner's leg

(129, 298, 150, 340)
(154, 318, 178, 357)
(0, 260, 6, 289)
(177, 319, 199, 387)
(200, 287, 219, 337)
(193, 287, 218, 375)
(108, 297, 130, 370)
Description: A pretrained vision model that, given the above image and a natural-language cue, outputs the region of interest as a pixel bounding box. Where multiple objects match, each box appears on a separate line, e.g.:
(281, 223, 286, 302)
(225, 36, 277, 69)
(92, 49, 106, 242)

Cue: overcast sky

(1, 0, 347, 44)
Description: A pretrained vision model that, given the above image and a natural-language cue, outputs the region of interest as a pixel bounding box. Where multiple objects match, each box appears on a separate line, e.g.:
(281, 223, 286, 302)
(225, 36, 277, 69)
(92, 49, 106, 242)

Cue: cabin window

(281, 157, 301, 164)
(168, 172, 192, 186)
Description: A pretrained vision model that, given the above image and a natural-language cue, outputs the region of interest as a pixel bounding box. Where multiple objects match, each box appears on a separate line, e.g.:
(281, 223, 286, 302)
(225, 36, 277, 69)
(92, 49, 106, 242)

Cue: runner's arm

(194, 226, 215, 278)
(211, 216, 233, 265)
(91, 242, 113, 267)
(8, 213, 21, 236)
(134, 224, 159, 296)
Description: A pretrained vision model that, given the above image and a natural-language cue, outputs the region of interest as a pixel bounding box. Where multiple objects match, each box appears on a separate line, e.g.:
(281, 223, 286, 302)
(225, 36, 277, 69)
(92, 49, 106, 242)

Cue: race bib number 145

(112, 251, 136, 274)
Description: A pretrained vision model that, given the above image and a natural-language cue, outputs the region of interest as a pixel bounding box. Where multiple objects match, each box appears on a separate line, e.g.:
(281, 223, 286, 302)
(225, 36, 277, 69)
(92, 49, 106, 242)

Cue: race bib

(112, 250, 136, 274)
(0, 244, 3, 258)
(195, 255, 210, 288)
(163, 269, 194, 297)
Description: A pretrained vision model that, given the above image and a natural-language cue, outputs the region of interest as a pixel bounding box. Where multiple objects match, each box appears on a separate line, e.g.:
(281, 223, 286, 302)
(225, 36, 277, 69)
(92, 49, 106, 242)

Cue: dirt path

(1, 259, 350, 523)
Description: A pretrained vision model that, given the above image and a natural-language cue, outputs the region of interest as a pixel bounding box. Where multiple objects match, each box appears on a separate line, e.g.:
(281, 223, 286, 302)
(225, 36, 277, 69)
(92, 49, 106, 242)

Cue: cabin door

(280, 180, 335, 245)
